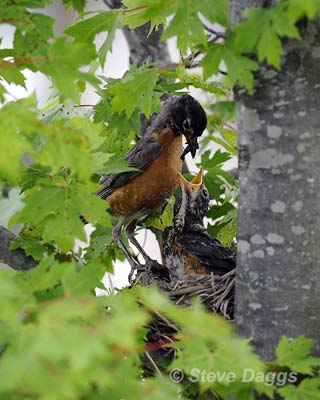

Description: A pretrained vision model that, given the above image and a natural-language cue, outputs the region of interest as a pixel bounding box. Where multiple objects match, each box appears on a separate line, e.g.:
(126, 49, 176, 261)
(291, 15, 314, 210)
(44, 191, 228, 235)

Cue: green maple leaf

(93, 93, 140, 160)
(271, 6, 301, 37)
(159, 73, 227, 96)
(108, 110, 140, 138)
(98, 14, 122, 68)
(123, 0, 228, 46)
(62, 0, 86, 12)
(201, 41, 259, 92)
(60, 256, 110, 295)
(65, 12, 119, 42)
(0, 96, 42, 184)
(95, 156, 140, 175)
(201, 43, 225, 79)
(93, 88, 140, 141)
(65, 11, 122, 68)
(84, 225, 118, 270)
(37, 38, 98, 101)
(20, 164, 52, 191)
(0, 268, 32, 322)
(0, 82, 5, 102)
(207, 202, 235, 221)
(278, 379, 320, 400)
(217, 209, 237, 247)
(286, 0, 320, 21)
(201, 149, 231, 169)
(10, 235, 48, 260)
(276, 336, 320, 374)
(0, 189, 24, 228)
(0, 63, 26, 88)
(5, 12, 55, 79)
(162, 0, 207, 54)
(108, 67, 160, 117)
(37, 117, 105, 181)
(223, 50, 259, 92)
(3, 10, 54, 43)
(213, 127, 238, 155)
(198, 0, 228, 26)
(0, 118, 30, 184)
(161, 199, 175, 228)
(257, 28, 282, 68)
(215, 381, 259, 400)
(210, 101, 236, 122)
(1, 0, 52, 8)
(235, 6, 300, 68)
(168, 304, 264, 386)
(15, 178, 110, 252)
(122, 0, 176, 33)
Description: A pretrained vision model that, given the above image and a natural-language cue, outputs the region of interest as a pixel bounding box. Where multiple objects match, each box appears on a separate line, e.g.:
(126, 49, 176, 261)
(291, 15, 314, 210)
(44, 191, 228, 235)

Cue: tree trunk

(230, 0, 320, 360)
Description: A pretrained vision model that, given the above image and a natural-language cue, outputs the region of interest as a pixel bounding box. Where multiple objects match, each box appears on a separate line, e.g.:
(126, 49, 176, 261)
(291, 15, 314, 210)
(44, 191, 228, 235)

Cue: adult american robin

(162, 168, 236, 280)
(96, 95, 207, 273)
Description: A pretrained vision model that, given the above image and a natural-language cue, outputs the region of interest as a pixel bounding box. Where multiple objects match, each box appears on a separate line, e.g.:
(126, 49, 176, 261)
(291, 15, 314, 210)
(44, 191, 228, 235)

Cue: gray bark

(231, 0, 320, 359)
(0, 226, 37, 271)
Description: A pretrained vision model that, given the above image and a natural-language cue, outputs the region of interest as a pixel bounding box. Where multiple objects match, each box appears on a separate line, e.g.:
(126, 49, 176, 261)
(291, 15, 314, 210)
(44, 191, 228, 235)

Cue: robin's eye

(203, 189, 209, 198)
(183, 118, 191, 130)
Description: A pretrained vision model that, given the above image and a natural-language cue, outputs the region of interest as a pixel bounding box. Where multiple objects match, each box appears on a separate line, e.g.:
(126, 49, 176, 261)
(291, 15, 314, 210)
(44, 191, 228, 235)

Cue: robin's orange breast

(107, 129, 183, 218)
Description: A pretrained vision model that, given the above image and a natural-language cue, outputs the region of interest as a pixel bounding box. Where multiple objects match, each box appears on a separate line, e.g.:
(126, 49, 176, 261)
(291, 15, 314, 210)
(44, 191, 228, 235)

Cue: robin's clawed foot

(132, 259, 171, 285)
(128, 260, 142, 284)
(145, 259, 171, 282)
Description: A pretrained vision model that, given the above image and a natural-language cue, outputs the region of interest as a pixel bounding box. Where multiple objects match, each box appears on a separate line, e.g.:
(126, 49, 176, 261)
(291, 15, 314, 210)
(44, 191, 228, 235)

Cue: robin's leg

(112, 216, 139, 281)
(125, 220, 152, 263)
(125, 220, 171, 281)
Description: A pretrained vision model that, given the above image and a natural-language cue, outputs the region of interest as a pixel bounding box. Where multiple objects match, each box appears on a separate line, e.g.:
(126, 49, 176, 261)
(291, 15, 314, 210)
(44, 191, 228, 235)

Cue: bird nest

(133, 268, 235, 320)
(133, 268, 235, 374)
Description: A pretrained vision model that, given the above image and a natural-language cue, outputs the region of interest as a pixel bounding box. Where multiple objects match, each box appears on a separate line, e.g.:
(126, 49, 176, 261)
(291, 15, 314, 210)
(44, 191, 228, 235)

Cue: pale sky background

(1, 0, 236, 290)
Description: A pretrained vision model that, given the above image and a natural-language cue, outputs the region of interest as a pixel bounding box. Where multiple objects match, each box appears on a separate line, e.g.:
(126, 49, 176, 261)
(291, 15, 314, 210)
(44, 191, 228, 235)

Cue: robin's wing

(175, 226, 236, 275)
(96, 135, 162, 199)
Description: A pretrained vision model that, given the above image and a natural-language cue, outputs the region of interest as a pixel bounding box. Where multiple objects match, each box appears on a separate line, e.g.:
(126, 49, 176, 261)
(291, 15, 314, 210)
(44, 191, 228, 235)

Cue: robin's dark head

(147, 94, 207, 158)
(174, 168, 210, 231)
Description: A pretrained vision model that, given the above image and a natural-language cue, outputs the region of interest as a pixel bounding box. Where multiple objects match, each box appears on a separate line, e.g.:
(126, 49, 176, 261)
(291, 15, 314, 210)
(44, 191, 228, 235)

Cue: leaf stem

(122, 5, 149, 13)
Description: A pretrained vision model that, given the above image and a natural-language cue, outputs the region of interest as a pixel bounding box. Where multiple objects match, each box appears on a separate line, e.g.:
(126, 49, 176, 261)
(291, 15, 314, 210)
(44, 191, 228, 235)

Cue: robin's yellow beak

(178, 168, 203, 191)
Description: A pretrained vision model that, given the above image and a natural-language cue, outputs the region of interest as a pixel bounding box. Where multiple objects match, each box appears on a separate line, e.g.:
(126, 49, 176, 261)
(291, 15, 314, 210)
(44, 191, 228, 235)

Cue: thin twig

(153, 311, 179, 331)
(144, 351, 163, 377)
(203, 23, 226, 39)
(219, 69, 227, 76)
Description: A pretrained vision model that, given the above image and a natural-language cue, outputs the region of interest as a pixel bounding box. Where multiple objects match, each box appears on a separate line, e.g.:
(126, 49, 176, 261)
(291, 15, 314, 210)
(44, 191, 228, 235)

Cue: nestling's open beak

(178, 168, 203, 192)
(191, 167, 203, 187)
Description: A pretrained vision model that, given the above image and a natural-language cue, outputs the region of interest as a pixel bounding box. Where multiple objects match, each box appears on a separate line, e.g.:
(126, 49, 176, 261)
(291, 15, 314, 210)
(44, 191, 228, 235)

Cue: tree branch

(0, 226, 37, 271)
